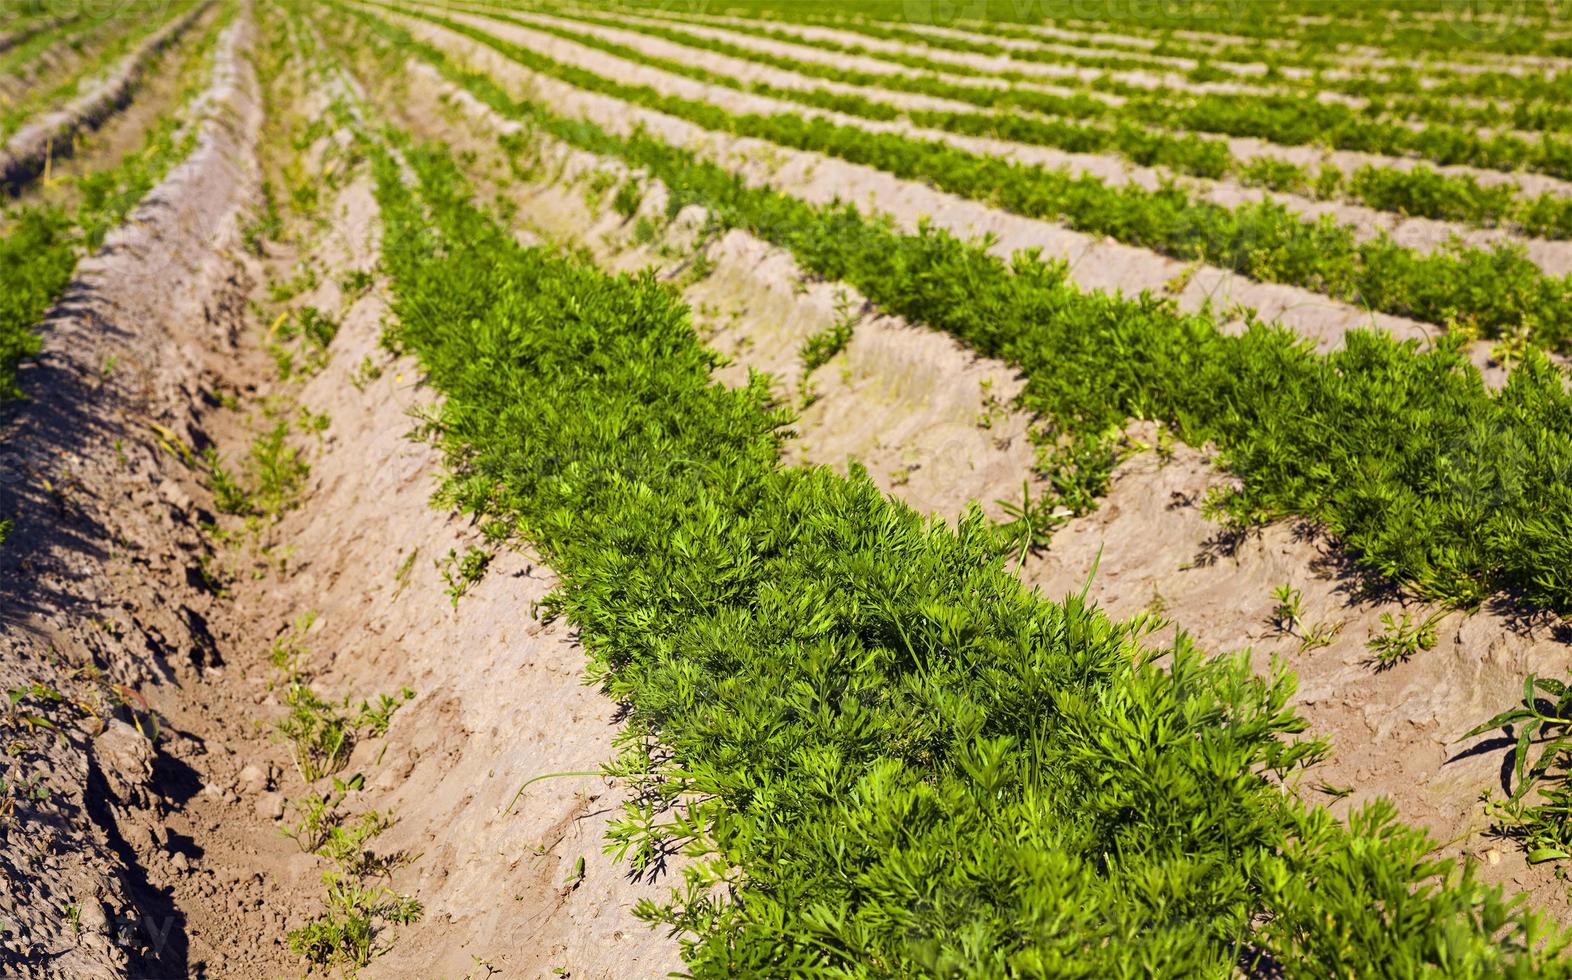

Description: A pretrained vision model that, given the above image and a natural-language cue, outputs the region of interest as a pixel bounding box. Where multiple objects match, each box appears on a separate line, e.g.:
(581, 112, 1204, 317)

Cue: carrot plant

(381, 2, 1572, 348)
(338, 5, 1572, 619)
(533, 1, 1572, 236)
(356, 122, 1572, 975)
(0, 0, 194, 140)
(567, 1, 1572, 175)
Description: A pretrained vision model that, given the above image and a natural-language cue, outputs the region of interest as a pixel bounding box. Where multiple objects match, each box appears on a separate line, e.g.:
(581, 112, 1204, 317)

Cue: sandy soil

(854, 15, 1570, 94)
(3, 3, 1570, 977)
(613, 6, 1565, 109)
(397, 56, 1039, 526)
(3, 7, 687, 974)
(0, 14, 260, 974)
(548, 4, 1125, 105)
(572, 6, 1572, 202)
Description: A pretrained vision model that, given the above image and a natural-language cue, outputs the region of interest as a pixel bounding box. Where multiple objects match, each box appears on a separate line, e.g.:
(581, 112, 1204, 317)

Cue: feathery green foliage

(360, 124, 1570, 975)
(380, 2, 1572, 348)
(338, 4, 1572, 618)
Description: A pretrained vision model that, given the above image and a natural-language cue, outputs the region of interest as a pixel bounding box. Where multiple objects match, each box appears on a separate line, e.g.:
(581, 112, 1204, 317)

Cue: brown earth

(563, 5, 1572, 202)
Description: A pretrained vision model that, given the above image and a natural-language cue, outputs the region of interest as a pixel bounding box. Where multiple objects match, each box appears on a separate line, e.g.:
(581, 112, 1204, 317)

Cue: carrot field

(4, 0, 1572, 976)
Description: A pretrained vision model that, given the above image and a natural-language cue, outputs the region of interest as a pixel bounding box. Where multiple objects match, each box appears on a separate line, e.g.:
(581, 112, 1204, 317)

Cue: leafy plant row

(0, 0, 190, 139)
(0, 8, 92, 79)
(360, 104, 1571, 978)
(703, 0, 1572, 60)
(471, 2, 1232, 178)
(576, 1, 1572, 176)
(0, 11, 225, 398)
(516, 2, 1572, 240)
(655, 2, 1572, 131)
(349, 1, 1572, 619)
(638, 0, 1572, 74)
(378, 3, 1572, 349)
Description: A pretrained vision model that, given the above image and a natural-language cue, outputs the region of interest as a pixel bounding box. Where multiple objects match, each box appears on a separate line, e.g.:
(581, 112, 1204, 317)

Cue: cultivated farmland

(5, 0, 1572, 975)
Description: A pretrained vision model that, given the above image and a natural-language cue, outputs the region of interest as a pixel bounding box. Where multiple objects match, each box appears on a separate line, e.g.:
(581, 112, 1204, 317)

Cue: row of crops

(346, 0, 1572, 614)
(0, 0, 222, 400)
(460, 4, 1572, 239)
(373, 1, 1572, 356)
(6, 0, 1572, 973)
(694, 0, 1572, 61)
(291, 0, 1572, 973)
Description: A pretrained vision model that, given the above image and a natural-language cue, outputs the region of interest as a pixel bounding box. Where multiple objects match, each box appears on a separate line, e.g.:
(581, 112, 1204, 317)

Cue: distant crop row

(350, 0, 1572, 644)
(0, 3, 189, 139)
(639, 0, 1572, 72)
(0, 11, 221, 397)
(674, 4, 1572, 125)
(359, 93, 1572, 977)
(382, 3, 1572, 350)
(880, 13, 1571, 87)
(572, 2, 1572, 166)
(0, 9, 89, 79)
(692, 0, 1572, 61)
(488, 3, 1572, 239)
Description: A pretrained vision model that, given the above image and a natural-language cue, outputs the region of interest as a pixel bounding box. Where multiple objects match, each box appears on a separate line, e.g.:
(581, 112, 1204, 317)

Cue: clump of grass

(287, 871, 421, 971)
(339, 268, 375, 296)
(204, 448, 250, 515)
(611, 175, 643, 220)
(436, 546, 492, 609)
(268, 304, 340, 378)
(202, 420, 309, 519)
(278, 683, 354, 783)
(1366, 609, 1446, 670)
(243, 180, 284, 254)
(797, 309, 854, 409)
(1468, 673, 1572, 864)
(1268, 584, 1344, 654)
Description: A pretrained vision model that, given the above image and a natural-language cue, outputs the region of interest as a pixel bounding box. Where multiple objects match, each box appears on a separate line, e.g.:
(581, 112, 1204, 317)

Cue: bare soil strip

(24, 13, 689, 973)
(710, 9, 1572, 81)
(3, 4, 1569, 977)
(407, 59, 1038, 526)
(0, 13, 259, 974)
(549, 5, 1126, 105)
(0, 1, 210, 193)
(868, 16, 1560, 92)
(582, 6, 1542, 127)
(587, 7, 1572, 201)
